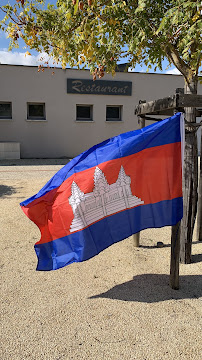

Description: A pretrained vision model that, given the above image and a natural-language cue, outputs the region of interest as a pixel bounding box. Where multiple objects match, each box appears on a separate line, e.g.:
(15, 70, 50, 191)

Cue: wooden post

(133, 113, 145, 247)
(133, 232, 140, 247)
(170, 221, 181, 289)
(197, 131, 202, 241)
(180, 79, 198, 263)
(138, 115, 146, 129)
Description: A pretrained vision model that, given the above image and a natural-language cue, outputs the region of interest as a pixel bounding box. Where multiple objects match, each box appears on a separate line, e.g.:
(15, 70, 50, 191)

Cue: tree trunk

(197, 131, 202, 241)
(180, 78, 198, 263)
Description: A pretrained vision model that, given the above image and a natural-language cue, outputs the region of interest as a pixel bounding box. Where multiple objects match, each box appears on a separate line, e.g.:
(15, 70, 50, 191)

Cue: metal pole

(169, 105, 181, 289)
(133, 115, 145, 247)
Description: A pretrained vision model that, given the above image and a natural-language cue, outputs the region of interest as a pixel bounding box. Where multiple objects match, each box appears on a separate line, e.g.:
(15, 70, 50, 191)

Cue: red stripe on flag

(22, 142, 182, 245)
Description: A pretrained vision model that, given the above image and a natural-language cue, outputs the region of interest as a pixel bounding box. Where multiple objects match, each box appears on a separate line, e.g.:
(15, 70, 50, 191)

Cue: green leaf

(74, 0, 79, 15)
(156, 17, 166, 35)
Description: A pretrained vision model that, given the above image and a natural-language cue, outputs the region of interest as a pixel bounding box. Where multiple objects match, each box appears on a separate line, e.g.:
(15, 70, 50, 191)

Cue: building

(0, 64, 201, 159)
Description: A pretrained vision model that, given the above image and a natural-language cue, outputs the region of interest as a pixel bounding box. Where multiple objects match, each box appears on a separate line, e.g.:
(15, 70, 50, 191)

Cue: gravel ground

(0, 159, 202, 360)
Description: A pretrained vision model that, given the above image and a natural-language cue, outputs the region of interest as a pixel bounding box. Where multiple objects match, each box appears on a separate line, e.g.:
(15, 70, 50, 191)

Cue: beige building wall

(0, 64, 201, 158)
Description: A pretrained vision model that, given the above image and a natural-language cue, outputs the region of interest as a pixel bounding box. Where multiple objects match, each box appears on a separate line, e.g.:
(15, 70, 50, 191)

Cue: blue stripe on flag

(35, 197, 183, 271)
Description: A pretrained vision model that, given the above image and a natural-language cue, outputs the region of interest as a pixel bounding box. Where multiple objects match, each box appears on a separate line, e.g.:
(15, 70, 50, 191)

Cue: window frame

(106, 105, 122, 122)
(0, 101, 12, 120)
(27, 102, 46, 121)
(76, 104, 93, 122)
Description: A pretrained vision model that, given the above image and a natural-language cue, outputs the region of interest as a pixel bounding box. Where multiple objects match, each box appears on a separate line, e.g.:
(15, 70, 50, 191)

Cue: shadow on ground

(139, 244, 171, 249)
(89, 274, 202, 303)
(0, 185, 17, 198)
(138, 240, 201, 250)
(192, 253, 202, 263)
(0, 159, 70, 166)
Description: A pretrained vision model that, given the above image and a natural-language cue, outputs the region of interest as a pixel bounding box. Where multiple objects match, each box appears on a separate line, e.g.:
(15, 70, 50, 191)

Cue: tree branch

(165, 43, 193, 83)
(196, 53, 202, 76)
(0, 6, 26, 25)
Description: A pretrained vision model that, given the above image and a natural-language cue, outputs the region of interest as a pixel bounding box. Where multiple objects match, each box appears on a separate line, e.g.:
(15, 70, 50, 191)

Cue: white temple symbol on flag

(68, 166, 144, 232)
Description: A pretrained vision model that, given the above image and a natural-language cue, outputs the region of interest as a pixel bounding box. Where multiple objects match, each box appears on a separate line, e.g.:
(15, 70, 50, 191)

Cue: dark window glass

(106, 106, 121, 121)
(27, 103, 45, 120)
(76, 105, 92, 120)
(0, 102, 12, 119)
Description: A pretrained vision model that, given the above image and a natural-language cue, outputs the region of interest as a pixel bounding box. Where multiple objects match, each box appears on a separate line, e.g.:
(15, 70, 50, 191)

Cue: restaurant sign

(67, 79, 132, 96)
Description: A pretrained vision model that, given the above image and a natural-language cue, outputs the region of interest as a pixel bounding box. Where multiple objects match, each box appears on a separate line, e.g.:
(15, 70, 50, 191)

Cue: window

(0, 102, 12, 119)
(27, 103, 46, 120)
(76, 105, 93, 121)
(106, 106, 122, 121)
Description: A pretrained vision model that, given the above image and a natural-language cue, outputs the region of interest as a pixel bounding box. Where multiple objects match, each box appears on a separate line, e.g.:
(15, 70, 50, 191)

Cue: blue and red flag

(20, 112, 184, 271)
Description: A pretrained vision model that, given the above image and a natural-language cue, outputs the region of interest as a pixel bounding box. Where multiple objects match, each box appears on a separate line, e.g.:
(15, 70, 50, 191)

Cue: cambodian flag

(20, 112, 184, 271)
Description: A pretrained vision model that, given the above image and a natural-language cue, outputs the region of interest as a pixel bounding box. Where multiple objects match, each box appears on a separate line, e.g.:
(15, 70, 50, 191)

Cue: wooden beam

(140, 115, 163, 121)
(134, 95, 178, 116)
(134, 93, 202, 117)
(137, 108, 201, 117)
(196, 109, 202, 117)
(177, 94, 202, 108)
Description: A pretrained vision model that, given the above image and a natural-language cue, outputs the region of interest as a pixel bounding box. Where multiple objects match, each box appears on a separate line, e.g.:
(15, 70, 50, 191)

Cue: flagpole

(133, 114, 145, 247)
(169, 108, 182, 289)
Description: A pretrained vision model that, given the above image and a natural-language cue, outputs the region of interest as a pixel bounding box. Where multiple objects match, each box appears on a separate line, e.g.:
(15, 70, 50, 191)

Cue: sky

(0, 0, 180, 74)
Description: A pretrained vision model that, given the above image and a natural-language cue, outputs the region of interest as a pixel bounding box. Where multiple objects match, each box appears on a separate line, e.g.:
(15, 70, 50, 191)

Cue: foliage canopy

(0, 0, 201, 84)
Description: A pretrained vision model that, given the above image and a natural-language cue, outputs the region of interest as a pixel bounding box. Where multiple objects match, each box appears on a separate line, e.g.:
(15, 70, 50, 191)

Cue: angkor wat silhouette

(69, 165, 144, 232)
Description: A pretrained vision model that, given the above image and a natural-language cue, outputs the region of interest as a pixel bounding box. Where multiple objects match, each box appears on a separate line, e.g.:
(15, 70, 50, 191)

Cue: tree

(0, 1, 201, 78)
(1, 0, 202, 261)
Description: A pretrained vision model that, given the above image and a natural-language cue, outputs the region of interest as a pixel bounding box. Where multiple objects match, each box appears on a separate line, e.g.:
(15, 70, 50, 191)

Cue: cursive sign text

(67, 79, 132, 96)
